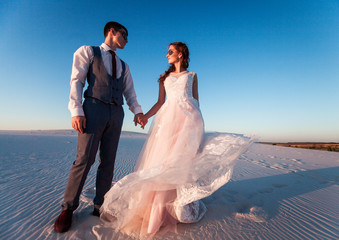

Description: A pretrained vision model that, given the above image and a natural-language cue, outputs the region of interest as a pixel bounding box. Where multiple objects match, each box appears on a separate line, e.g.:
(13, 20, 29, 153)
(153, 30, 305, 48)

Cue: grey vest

(84, 46, 125, 105)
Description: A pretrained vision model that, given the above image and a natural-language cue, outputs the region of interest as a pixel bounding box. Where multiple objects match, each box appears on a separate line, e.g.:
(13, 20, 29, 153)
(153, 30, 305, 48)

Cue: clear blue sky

(1, 0, 338, 142)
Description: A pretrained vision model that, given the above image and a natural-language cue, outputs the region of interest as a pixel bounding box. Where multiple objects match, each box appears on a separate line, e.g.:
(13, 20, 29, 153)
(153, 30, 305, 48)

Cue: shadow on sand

(206, 166, 339, 219)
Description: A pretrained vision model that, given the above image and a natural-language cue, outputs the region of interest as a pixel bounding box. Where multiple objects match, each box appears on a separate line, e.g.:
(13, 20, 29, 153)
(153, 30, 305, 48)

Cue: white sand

(0, 130, 338, 239)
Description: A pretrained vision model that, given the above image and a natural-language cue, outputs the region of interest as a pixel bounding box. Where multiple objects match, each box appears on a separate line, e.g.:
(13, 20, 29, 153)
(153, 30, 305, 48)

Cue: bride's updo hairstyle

(159, 42, 190, 82)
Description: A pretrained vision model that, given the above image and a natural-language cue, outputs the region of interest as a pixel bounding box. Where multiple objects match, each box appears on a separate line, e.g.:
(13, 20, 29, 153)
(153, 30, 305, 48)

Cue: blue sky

(1, 0, 338, 142)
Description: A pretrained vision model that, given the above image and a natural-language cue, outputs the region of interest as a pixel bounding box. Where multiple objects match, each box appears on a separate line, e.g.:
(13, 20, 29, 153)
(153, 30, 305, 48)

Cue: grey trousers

(62, 98, 124, 211)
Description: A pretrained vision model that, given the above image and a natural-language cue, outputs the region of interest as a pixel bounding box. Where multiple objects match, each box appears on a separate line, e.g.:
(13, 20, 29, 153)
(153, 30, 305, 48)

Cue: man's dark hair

(104, 21, 128, 37)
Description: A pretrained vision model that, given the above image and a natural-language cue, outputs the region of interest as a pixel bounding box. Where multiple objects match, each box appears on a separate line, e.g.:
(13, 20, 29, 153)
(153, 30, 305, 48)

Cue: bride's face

(166, 45, 182, 65)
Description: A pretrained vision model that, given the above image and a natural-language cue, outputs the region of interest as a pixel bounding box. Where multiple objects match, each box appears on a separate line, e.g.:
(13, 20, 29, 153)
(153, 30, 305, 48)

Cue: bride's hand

(134, 113, 148, 129)
(138, 115, 148, 129)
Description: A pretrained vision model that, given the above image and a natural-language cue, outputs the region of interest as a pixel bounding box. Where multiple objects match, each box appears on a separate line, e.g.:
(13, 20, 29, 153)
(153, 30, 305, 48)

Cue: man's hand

(134, 113, 148, 129)
(139, 114, 148, 129)
(72, 116, 86, 134)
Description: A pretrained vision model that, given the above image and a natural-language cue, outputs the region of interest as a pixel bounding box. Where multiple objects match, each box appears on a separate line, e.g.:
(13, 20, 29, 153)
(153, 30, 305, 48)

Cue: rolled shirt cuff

(131, 106, 143, 115)
(69, 107, 85, 117)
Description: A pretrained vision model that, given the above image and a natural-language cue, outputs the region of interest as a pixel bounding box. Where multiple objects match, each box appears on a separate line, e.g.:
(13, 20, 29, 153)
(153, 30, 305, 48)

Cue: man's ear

(111, 28, 117, 36)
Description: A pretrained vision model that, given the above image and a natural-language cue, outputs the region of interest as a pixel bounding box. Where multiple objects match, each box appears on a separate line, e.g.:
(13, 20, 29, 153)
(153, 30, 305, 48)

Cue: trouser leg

(94, 105, 124, 206)
(62, 133, 101, 210)
(62, 98, 108, 211)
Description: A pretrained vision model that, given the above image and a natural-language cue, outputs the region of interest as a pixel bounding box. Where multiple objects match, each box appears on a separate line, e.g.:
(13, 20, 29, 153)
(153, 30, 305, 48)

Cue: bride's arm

(143, 81, 166, 120)
(193, 73, 199, 103)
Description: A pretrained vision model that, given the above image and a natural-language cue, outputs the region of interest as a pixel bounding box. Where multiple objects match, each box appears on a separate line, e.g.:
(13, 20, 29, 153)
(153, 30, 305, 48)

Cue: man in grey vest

(54, 21, 147, 233)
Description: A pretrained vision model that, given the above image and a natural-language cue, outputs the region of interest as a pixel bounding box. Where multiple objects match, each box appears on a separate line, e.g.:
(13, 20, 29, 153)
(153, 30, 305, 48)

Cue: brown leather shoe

(54, 209, 73, 233)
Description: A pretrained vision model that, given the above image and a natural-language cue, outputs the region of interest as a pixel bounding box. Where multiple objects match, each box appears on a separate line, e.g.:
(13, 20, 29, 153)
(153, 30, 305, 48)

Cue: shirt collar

(101, 43, 116, 53)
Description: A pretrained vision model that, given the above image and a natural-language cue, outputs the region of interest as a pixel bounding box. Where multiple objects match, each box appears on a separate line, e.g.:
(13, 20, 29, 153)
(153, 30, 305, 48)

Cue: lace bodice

(163, 72, 198, 115)
(164, 72, 195, 101)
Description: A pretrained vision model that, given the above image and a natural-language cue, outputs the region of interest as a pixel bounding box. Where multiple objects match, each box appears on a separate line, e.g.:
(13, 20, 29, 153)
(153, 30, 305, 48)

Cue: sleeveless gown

(99, 72, 252, 238)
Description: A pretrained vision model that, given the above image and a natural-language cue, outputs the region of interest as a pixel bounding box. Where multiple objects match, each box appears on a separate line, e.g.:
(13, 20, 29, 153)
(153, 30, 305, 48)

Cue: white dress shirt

(68, 43, 142, 117)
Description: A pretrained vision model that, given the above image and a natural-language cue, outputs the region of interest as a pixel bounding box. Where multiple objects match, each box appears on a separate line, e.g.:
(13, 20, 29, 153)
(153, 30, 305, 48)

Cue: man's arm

(122, 64, 146, 128)
(68, 46, 93, 133)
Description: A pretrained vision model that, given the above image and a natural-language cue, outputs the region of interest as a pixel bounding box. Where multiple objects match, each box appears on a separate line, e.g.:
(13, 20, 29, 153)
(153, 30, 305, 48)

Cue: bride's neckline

(169, 71, 189, 78)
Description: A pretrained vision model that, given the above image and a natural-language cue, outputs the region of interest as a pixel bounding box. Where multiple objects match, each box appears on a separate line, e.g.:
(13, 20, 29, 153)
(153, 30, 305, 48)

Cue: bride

(98, 42, 251, 238)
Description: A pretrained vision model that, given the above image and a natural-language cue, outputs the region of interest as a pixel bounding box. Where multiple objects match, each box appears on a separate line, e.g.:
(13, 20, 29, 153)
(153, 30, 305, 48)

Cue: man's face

(112, 28, 128, 49)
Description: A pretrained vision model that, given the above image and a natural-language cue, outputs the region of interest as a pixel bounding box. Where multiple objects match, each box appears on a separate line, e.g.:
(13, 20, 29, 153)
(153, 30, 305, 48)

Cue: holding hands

(134, 113, 148, 129)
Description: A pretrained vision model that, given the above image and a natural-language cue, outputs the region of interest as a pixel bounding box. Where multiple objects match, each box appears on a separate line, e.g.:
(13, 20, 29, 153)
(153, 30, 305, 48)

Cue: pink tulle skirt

(99, 98, 252, 239)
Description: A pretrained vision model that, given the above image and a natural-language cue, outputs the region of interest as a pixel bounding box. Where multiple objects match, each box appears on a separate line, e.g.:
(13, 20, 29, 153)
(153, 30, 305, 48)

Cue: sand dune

(0, 131, 338, 239)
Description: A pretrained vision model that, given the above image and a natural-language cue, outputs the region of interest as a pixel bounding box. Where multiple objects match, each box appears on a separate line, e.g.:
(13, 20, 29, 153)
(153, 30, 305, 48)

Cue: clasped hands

(134, 113, 148, 129)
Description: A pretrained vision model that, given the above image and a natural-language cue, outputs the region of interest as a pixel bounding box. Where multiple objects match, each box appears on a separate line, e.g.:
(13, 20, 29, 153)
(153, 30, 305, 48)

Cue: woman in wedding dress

(99, 42, 252, 238)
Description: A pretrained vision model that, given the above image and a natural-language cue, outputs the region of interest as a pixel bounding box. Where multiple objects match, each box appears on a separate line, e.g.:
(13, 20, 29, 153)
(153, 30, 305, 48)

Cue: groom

(54, 21, 147, 233)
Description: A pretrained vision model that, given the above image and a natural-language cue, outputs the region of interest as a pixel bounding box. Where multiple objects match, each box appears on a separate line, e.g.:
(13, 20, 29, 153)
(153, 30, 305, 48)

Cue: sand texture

(0, 131, 338, 239)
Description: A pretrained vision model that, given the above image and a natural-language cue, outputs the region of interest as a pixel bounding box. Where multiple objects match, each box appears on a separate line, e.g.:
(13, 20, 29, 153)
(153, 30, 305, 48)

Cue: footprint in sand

(81, 187, 96, 203)
(226, 190, 238, 195)
(224, 194, 236, 203)
(274, 163, 290, 169)
(290, 158, 303, 164)
(235, 207, 268, 223)
(272, 183, 288, 188)
(244, 192, 258, 199)
(234, 201, 251, 213)
(258, 188, 274, 193)
(303, 173, 334, 185)
(253, 199, 264, 207)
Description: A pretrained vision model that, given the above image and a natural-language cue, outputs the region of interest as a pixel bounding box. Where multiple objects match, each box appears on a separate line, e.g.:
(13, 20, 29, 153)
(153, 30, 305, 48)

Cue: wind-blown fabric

(99, 72, 252, 238)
